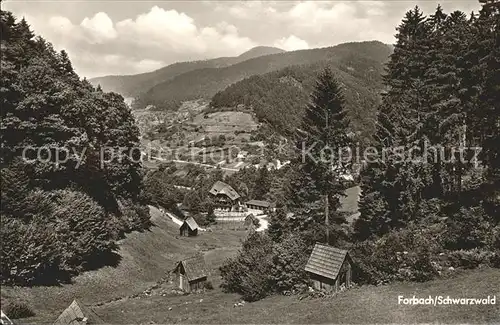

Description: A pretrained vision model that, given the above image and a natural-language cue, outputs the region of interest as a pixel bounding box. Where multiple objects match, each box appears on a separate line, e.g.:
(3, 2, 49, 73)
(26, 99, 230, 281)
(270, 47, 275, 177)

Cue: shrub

(118, 199, 151, 232)
(490, 252, 500, 268)
(52, 190, 116, 273)
(447, 249, 494, 269)
(3, 301, 35, 319)
(443, 207, 491, 250)
(270, 234, 309, 293)
(206, 206, 216, 225)
(0, 189, 126, 285)
(252, 216, 260, 228)
(193, 214, 209, 227)
(204, 281, 214, 290)
(351, 227, 441, 284)
(1, 215, 60, 285)
(220, 232, 274, 301)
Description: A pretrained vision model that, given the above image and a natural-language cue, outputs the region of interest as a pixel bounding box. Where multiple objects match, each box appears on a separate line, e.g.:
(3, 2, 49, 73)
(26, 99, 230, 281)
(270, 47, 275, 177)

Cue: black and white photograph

(0, 0, 499, 323)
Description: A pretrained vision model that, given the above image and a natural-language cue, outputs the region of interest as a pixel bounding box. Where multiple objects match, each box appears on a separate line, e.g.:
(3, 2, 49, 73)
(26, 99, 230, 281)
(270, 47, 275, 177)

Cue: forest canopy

(0, 11, 150, 285)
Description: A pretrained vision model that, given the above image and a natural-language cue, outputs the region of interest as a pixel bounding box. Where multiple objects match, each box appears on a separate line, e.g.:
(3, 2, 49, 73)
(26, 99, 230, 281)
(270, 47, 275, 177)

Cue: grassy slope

(96, 268, 500, 324)
(1, 206, 247, 323)
(3, 205, 499, 324)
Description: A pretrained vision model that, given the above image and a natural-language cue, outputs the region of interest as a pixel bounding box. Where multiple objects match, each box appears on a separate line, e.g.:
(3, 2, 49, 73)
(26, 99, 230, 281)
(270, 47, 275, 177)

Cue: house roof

(177, 255, 208, 281)
(182, 217, 199, 231)
(53, 300, 104, 325)
(1, 310, 14, 325)
(245, 200, 272, 208)
(209, 181, 240, 201)
(305, 243, 349, 281)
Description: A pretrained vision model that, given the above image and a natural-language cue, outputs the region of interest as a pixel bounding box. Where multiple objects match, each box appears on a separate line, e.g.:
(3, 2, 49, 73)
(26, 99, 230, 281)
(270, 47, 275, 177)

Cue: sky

(4, 0, 482, 78)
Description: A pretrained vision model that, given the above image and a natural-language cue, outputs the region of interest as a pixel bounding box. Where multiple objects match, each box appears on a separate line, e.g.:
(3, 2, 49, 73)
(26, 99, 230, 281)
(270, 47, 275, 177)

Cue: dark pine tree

(289, 67, 352, 243)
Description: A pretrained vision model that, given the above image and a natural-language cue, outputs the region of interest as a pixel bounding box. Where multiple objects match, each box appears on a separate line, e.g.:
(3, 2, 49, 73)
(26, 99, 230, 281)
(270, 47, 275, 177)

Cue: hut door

(179, 274, 184, 290)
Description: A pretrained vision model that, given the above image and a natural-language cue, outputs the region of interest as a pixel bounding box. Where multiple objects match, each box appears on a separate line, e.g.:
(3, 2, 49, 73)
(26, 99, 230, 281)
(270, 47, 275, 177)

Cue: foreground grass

(95, 267, 500, 324)
(3, 206, 498, 324)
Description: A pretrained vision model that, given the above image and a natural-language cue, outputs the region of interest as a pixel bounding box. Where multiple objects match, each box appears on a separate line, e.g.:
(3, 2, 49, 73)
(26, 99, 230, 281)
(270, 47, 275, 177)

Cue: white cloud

(81, 12, 117, 43)
(5, 0, 485, 78)
(274, 35, 309, 51)
(48, 16, 74, 34)
(18, 6, 257, 77)
(114, 6, 255, 55)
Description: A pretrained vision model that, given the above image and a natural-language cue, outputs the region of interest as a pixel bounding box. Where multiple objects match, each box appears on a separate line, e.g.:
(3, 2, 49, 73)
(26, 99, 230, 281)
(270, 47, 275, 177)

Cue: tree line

(219, 3, 499, 301)
(1, 12, 149, 285)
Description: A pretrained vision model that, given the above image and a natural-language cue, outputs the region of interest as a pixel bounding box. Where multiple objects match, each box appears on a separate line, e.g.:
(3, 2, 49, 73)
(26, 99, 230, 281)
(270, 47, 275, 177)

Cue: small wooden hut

(179, 217, 199, 236)
(305, 243, 353, 293)
(53, 300, 104, 325)
(173, 255, 208, 293)
(244, 213, 257, 229)
(1, 310, 14, 325)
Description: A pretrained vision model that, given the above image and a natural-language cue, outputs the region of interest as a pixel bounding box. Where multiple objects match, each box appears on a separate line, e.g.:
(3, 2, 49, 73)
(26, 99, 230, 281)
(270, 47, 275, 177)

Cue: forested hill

(133, 41, 392, 111)
(1, 12, 149, 286)
(209, 56, 386, 144)
(89, 46, 285, 97)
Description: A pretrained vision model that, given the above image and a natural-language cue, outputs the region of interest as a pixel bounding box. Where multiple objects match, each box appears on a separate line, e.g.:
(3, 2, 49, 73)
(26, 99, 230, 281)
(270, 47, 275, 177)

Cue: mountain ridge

(89, 46, 285, 97)
(133, 41, 392, 111)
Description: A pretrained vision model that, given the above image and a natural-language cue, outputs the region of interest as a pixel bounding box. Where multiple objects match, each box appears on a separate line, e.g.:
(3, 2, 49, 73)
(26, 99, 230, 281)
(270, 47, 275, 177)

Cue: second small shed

(179, 217, 199, 236)
(173, 255, 208, 293)
(305, 243, 353, 293)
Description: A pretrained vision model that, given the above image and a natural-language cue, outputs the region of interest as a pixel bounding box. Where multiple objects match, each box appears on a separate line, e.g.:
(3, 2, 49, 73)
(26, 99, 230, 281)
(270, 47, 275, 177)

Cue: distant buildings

(305, 243, 353, 293)
(180, 217, 199, 237)
(245, 200, 275, 214)
(173, 255, 208, 293)
(237, 150, 248, 160)
(252, 159, 291, 171)
(208, 181, 242, 211)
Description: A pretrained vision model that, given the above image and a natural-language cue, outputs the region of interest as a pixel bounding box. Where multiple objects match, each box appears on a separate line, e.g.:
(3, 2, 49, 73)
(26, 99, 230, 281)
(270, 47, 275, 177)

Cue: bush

(204, 281, 214, 290)
(220, 232, 274, 301)
(443, 207, 492, 250)
(352, 227, 441, 284)
(193, 214, 206, 227)
(1, 215, 60, 285)
(118, 199, 151, 233)
(3, 301, 35, 319)
(447, 249, 494, 269)
(52, 190, 116, 273)
(270, 234, 309, 293)
(490, 252, 500, 268)
(0, 189, 126, 285)
(252, 217, 260, 228)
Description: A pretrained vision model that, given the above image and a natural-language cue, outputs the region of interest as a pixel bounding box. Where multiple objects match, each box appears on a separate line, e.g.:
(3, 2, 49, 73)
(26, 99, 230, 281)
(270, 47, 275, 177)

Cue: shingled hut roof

(305, 243, 350, 281)
(1, 310, 14, 325)
(209, 181, 240, 200)
(182, 216, 199, 231)
(175, 255, 208, 282)
(53, 300, 104, 325)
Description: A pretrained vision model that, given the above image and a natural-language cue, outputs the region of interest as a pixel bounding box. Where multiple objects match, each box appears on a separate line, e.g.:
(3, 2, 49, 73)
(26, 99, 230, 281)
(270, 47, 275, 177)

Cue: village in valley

(1, 0, 499, 324)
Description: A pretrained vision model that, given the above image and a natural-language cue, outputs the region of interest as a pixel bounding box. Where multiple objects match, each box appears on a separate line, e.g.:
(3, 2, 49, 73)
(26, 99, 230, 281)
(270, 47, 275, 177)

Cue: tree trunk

(325, 194, 329, 244)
